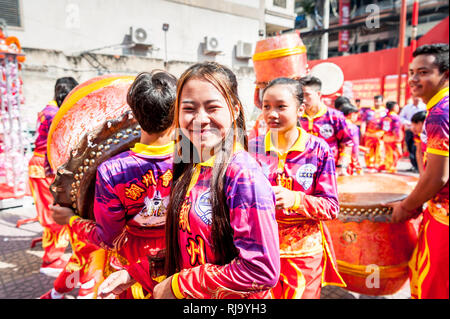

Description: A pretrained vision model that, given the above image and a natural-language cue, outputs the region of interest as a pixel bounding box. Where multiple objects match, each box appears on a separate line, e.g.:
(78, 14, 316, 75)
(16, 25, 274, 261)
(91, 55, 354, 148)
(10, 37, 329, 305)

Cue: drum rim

(47, 75, 135, 170)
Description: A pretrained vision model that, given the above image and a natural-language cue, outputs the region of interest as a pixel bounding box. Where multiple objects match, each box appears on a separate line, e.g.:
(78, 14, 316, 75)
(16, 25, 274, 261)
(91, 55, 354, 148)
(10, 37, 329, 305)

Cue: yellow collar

(264, 127, 309, 154)
(302, 103, 327, 120)
(131, 141, 174, 156)
(197, 143, 245, 167)
(426, 87, 449, 110)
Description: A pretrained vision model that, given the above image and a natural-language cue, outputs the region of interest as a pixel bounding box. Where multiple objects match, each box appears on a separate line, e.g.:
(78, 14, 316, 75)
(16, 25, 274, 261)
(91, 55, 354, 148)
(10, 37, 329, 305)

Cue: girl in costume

(98, 62, 280, 299)
(249, 77, 345, 299)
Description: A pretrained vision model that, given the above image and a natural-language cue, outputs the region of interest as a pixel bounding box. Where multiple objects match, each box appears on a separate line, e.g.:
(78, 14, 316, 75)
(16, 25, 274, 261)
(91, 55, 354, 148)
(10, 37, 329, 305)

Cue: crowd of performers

(28, 43, 448, 299)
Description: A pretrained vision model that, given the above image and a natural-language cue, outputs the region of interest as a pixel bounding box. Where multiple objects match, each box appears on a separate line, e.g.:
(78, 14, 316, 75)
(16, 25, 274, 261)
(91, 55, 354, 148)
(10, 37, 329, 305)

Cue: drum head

(310, 62, 344, 96)
(338, 173, 417, 206)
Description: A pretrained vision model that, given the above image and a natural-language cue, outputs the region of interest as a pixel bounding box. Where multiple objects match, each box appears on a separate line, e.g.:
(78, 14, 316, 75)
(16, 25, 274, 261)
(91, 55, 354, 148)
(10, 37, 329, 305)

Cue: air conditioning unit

(236, 41, 253, 59)
(130, 26, 153, 46)
(203, 36, 223, 55)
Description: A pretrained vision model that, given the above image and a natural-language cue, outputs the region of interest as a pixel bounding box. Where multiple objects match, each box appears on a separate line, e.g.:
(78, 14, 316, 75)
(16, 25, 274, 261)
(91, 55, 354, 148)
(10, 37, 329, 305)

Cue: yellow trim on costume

(252, 45, 307, 62)
(33, 152, 45, 158)
(336, 260, 409, 279)
(69, 215, 81, 227)
(426, 87, 449, 110)
(47, 75, 135, 169)
(319, 222, 347, 288)
(290, 192, 301, 211)
(48, 100, 58, 106)
(131, 282, 152, 299)
(171, 273, 185, 299)
(426, 147, 449, 157)
(409, 220, 431, 299)
(302, 103, 328, 131)
(264, 127, 309, 154)
(131, 141, 175, 157)
(186, 143, 245, 195)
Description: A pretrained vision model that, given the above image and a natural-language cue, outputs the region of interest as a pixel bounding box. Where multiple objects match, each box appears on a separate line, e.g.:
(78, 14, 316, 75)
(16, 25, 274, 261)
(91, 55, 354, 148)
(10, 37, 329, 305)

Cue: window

(273, 0, 287, 8)
(0, 0, 21, 27)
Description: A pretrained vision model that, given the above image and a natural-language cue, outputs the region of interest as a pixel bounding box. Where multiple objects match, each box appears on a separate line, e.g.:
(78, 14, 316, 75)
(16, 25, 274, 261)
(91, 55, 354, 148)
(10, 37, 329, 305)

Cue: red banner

(338, 0, 351, 52)
(343, 78, 382, 107)
(383, 74, 408, 106)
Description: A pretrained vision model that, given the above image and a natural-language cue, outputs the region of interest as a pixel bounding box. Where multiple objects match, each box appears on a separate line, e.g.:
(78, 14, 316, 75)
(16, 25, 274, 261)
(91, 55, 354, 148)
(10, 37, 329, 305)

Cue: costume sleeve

(70, 167, 127, 249)
(336, 115, 354, 165)
(384, 116, 403, 143)
(284, 144, 339, 220)
(426, 107, 449, 157)
(174, 157, 280, 299)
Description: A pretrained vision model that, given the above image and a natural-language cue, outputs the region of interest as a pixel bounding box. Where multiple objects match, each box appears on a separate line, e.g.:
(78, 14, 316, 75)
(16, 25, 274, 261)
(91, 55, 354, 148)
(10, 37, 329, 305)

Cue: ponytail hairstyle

(54, 77, 78, 107)
(165, 62, 247, 276)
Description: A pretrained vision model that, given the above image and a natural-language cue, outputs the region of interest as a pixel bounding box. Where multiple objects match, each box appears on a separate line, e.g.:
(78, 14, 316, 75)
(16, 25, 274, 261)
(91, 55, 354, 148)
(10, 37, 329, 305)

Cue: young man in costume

(297, 75, 354, 176)
(389, 43, 449, 299)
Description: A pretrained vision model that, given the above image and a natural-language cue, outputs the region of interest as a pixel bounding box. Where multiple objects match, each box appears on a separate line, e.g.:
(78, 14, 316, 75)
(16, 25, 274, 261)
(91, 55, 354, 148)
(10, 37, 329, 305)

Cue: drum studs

(71, 182, 76, 188)
(96, 152, 102, 158)
(90, 151, 97, 158)
(104, 145, 110, 151)
(71, 196, 76, 202)
(113, 139, 120, 144)
(74, 174, 79, 180)
(83, 166, 89, 173)
(84, 159, 90, 165)
(80, 172, 84, 179)
(90, 159, 96, 165)
(72, 203, 77, 209)
(107, 139, 113, 144)
(116, 132, 123, 138)
(76, 180, 80, 187)
(126, 128, 132, 134)
(98, 145, 104, 150)
(78, 166, 83, 173)
(122, 134, 129, 140)
(132, 130, 139, 136)
(136, 125, 141, 130)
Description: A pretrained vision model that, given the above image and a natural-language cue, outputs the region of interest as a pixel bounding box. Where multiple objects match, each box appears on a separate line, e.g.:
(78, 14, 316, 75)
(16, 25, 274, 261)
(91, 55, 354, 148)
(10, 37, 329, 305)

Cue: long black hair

(54, 77, 78, 107)
(165, 62, 247, 276)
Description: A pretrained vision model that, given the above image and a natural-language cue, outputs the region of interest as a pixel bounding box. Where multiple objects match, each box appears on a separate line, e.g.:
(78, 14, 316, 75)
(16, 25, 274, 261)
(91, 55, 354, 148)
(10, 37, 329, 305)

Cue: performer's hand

(384, 201, 413, 223)
(97, 270, 136, 299)
(49, 204, 75, 225)
(153, 275, 176, 299)
(272, 186, 296, 210)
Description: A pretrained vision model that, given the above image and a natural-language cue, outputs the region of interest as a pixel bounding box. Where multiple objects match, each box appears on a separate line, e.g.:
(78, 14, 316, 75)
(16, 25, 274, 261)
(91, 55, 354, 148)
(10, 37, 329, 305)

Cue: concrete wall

(19, 48, 258, 133)
(6, 0, 264, 133)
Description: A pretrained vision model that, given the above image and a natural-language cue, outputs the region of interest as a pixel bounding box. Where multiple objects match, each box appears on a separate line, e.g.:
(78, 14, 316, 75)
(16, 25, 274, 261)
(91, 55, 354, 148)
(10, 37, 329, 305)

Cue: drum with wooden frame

(48, 74, 141, 220)
(326, 173, 421, 296)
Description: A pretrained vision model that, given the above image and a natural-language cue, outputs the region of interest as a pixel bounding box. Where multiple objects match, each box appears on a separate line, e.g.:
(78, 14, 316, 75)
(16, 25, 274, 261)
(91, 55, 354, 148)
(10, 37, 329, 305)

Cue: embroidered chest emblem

(382, 119, 391, 131)
(195, 190, 213, 226)
(319, 124, 334, 139)
(132, 190, 167, 227)
(296, 164, 317, 191)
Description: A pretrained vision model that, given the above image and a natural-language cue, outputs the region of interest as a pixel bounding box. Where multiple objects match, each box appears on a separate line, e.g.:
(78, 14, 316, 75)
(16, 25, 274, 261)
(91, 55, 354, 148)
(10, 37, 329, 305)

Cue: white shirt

(399, 101, 426, 126)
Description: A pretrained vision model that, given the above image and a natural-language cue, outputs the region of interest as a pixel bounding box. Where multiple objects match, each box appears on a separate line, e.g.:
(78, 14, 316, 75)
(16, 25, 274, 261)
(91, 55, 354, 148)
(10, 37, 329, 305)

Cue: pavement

(0, 157, 417, 300)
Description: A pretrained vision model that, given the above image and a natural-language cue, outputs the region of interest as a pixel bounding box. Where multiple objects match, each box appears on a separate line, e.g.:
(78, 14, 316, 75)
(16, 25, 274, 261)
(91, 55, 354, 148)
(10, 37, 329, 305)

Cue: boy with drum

(389, 43, 449, 299)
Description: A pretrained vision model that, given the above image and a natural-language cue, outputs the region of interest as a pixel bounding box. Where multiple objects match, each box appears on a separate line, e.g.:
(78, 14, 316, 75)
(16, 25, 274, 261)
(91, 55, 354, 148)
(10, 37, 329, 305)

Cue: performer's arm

(391, 111, 449, 222)
(171, 163, 280, 299)
(275, 145, 339, 220)
(336, 116, 354, 171)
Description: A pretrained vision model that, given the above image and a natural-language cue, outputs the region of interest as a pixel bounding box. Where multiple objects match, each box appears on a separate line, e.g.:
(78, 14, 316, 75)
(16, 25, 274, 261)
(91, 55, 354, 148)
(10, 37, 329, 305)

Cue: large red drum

(48, 74, 141, 220)
(252, 32, 308, 86)
(326, 173, 421, 296)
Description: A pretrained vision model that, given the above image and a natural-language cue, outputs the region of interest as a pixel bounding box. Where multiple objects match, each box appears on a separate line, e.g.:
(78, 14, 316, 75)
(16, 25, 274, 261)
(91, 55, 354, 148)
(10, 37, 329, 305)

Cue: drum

(325, 173, 421, 296)
(48, 74, 141, 220)
(252, 32, 308, 86)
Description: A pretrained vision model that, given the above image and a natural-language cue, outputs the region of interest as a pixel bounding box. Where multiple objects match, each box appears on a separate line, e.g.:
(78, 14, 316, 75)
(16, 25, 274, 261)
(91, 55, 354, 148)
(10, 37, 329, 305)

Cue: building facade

(1, 0, 296, 132)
